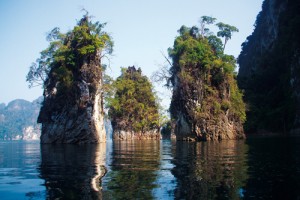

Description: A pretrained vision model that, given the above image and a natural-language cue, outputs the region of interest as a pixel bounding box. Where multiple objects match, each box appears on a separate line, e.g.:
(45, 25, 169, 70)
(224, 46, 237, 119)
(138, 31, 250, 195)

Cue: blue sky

(0, 0, 263, 105)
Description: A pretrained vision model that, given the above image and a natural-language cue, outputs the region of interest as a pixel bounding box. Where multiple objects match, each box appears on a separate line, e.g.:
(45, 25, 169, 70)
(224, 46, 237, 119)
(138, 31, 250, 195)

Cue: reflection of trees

(39, 144, 106, 199)
(172, 140, 248, 199)
(102, 140, 160, 199)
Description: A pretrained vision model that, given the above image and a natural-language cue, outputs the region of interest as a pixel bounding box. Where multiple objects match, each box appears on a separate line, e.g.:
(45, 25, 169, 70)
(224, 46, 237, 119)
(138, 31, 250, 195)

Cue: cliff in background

(238, 0, 300, 133)
(0, 97, 42, 140)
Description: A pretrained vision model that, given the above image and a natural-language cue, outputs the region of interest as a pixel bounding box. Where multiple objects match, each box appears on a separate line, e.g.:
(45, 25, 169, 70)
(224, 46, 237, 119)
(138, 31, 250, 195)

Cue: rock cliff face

(171, 75, 245, 141)
(37, 16, 110, 143)
(38, 57, 106, 143)
(168, 26, 246, 141)
(238, 0, 287, 78)
(238, 0, 300, 133)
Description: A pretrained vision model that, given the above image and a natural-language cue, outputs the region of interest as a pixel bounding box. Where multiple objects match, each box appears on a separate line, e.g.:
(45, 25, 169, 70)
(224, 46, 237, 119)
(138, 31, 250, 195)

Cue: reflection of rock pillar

(91, 143, 107, 192)
(39, 144, 106, 199)
(103, 140, 160, 199)
(172, 141, 248, 199)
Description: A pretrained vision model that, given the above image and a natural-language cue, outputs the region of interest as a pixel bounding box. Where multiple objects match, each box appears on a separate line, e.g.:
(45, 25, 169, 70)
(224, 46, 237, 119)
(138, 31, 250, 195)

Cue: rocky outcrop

(113, 129, 160, 140)
(109, 66, 160, 140)
(38, 60, 106, 143)
(173, 115, 244, 141)
(171, 80, 245, 141)
(37, 16, 109, 143)
(168, 25, 246, 141)
(238, 0, 300, 133)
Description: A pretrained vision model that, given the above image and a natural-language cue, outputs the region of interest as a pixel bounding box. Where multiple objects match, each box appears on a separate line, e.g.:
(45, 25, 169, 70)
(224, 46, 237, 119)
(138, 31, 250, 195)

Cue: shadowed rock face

(238, 0, 300, 133)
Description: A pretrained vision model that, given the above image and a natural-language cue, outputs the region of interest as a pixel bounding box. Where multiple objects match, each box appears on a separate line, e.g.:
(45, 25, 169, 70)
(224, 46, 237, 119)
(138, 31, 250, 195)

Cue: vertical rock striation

(38, 60, 106, 143)
(34, 15, 112, 143)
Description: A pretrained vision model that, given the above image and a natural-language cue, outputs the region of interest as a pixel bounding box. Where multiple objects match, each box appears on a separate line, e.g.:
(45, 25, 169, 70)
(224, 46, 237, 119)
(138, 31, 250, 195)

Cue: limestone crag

(172, 83, 245, 141)
(36, 16, 111, 144)
(38, 60, 106, 143)
(168, 25, 246, 141)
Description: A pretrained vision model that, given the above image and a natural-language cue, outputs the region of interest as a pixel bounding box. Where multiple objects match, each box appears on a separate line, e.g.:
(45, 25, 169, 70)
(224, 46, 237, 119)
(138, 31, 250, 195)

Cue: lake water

(0, 137, 300, 199)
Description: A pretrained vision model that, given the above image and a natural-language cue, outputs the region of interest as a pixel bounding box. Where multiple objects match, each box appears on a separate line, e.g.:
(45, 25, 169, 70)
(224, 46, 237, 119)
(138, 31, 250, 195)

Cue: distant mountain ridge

(0, 97, 42, 140)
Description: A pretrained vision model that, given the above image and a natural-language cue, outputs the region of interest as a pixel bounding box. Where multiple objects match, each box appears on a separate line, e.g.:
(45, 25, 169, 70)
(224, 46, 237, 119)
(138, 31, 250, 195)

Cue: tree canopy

(108, 66, 160, 133)
(216, 22, 239, 51)
(26, 14, 113, 89)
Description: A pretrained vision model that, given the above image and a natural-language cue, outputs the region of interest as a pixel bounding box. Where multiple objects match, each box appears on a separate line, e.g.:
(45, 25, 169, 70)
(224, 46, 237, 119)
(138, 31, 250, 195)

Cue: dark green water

(0, 137, 299, 199)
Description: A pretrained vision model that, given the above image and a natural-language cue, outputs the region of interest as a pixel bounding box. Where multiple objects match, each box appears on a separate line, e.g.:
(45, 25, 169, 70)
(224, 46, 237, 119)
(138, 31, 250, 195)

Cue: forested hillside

(0, 97, 42, 139)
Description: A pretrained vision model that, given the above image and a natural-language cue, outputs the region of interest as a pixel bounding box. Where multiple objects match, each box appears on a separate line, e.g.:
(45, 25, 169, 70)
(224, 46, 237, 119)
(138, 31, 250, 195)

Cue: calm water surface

(0, 137, 299, 199)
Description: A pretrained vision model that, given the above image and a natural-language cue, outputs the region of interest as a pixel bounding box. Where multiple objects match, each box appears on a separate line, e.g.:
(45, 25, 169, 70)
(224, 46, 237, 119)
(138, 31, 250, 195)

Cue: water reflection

(2, 137, 300, 199)
(0, 141, 44, 199)
(172, 140, 249, 199)
(39, 144, 106, 199)
(102, 140, 164, 199)
(245, 137, 300, 199)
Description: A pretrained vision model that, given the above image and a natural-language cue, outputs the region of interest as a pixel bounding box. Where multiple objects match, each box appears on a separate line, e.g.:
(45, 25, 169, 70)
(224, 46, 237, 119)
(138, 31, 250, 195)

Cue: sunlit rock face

(38, 53, 106, 144)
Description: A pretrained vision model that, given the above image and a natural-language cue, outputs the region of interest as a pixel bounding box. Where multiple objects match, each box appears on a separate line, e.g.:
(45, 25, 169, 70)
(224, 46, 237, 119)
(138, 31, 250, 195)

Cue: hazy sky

(0, 0, 263, 105)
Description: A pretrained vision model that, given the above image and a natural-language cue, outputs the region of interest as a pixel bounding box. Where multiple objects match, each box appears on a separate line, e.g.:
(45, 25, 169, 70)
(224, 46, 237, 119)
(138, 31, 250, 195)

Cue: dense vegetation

(27, 13, 113, 118)
(238, 0, 300, 133)
(0, 98, 41, 139)
(108, 66, 160, 133)
(166, 17, 245, 140)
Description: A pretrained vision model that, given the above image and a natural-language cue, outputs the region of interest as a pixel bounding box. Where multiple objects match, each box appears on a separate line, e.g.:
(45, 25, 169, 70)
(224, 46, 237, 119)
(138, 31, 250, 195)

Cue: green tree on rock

(27, 14, 113, 91)
(216, 22, 239, 51)
(108, 66, 160, 136)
